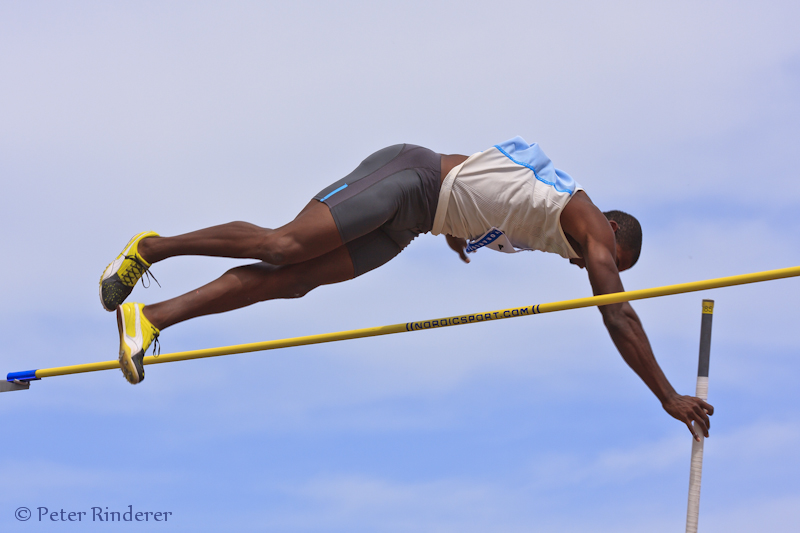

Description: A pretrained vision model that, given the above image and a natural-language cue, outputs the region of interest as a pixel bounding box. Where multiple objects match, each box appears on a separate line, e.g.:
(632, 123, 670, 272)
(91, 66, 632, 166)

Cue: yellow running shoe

(117, 302, 160, 385)
(100, 231, 159, 311)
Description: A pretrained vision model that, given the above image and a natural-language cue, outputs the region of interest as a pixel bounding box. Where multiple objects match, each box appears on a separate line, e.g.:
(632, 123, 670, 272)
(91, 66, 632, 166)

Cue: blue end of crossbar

(7, 370, 40, 382)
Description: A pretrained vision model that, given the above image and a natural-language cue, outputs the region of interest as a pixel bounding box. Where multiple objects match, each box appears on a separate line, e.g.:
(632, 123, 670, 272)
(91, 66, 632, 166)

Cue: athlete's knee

(279, 264, 325, 298)
(219, 221, 279, 259)
(284, 278, 315, 299)
(258, 232, 305, 265)
(263, 273, 316, 300)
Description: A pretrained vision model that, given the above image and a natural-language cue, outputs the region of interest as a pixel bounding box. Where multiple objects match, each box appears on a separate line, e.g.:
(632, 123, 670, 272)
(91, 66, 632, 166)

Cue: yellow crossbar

(12, 265, 800, 382)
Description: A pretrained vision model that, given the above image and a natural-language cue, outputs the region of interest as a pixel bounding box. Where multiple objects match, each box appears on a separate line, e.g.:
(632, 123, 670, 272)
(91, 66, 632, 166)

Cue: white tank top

(431, 137, 582, 259)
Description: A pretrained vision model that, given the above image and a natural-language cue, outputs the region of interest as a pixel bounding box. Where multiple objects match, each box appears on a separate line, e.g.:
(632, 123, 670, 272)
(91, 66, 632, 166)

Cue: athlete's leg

(138, 201, 343, 266)
(141, 245, 355, 330)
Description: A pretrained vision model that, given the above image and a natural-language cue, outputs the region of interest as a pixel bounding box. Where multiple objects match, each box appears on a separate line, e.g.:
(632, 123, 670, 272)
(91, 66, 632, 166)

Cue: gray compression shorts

(313, 144, 441, 277)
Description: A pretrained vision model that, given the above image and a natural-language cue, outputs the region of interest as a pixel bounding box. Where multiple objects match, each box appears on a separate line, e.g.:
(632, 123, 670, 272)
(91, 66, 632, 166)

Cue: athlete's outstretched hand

(445, 235, 470, 263)
(662, 394, 714, 441)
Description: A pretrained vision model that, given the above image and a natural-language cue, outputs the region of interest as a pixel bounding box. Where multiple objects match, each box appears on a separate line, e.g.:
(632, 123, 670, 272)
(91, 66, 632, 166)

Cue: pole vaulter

(88, 138, 714, 437)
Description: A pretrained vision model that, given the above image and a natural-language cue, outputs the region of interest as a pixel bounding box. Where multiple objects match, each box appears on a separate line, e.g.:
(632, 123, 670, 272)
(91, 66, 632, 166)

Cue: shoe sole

(100, 231, 155, 312)
(100, 261, 117, 312)
(100, 272, 133, 312)
(117, 306, 144, 385)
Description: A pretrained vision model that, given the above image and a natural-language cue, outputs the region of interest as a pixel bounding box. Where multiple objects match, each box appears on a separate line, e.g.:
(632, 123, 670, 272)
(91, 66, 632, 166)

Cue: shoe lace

(150, 330, 161, 359)
(123, 255, 161, 289)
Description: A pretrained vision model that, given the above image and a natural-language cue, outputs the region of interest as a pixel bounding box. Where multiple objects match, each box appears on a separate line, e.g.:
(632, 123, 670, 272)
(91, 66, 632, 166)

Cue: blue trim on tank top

(493, 144, 575, 195)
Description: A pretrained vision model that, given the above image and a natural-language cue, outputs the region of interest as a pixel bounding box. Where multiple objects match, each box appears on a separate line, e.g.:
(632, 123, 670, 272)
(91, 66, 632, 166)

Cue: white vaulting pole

(686, 299, 714, 533)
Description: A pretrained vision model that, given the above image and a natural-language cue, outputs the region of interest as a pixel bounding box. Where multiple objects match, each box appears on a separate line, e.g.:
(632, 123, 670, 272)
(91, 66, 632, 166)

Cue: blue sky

(2, 1, 800, 531)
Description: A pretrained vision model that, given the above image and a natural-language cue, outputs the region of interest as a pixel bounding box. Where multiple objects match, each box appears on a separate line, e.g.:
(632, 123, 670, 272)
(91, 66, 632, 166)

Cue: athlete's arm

(439, 154, 472, 264)
(445, 235, 470, 263)
(561, 196, 714, 440)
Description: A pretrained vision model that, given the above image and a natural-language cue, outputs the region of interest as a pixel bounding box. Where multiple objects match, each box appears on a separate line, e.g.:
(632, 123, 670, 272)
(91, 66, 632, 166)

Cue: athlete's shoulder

(562, 192, 612, 242)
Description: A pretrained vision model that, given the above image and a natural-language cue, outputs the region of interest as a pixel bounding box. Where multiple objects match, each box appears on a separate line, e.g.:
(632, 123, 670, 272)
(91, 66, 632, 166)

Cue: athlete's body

(102, 139, 713, 440)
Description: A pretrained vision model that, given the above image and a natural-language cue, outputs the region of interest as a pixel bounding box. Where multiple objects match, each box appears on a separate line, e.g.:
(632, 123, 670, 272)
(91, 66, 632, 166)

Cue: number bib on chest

(465, 227, 518, 254)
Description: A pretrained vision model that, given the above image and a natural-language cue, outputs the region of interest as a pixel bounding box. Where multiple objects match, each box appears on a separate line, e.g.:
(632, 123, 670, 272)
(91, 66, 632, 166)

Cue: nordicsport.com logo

(15, 505, 173, 522)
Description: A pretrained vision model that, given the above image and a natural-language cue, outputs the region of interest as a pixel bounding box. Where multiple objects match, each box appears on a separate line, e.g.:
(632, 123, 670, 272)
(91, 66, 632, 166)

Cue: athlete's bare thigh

(266, 200, 344, 264)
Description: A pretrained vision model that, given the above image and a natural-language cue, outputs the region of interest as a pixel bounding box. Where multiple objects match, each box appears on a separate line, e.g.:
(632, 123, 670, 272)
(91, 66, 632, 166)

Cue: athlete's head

(603, 210, 642, 270)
